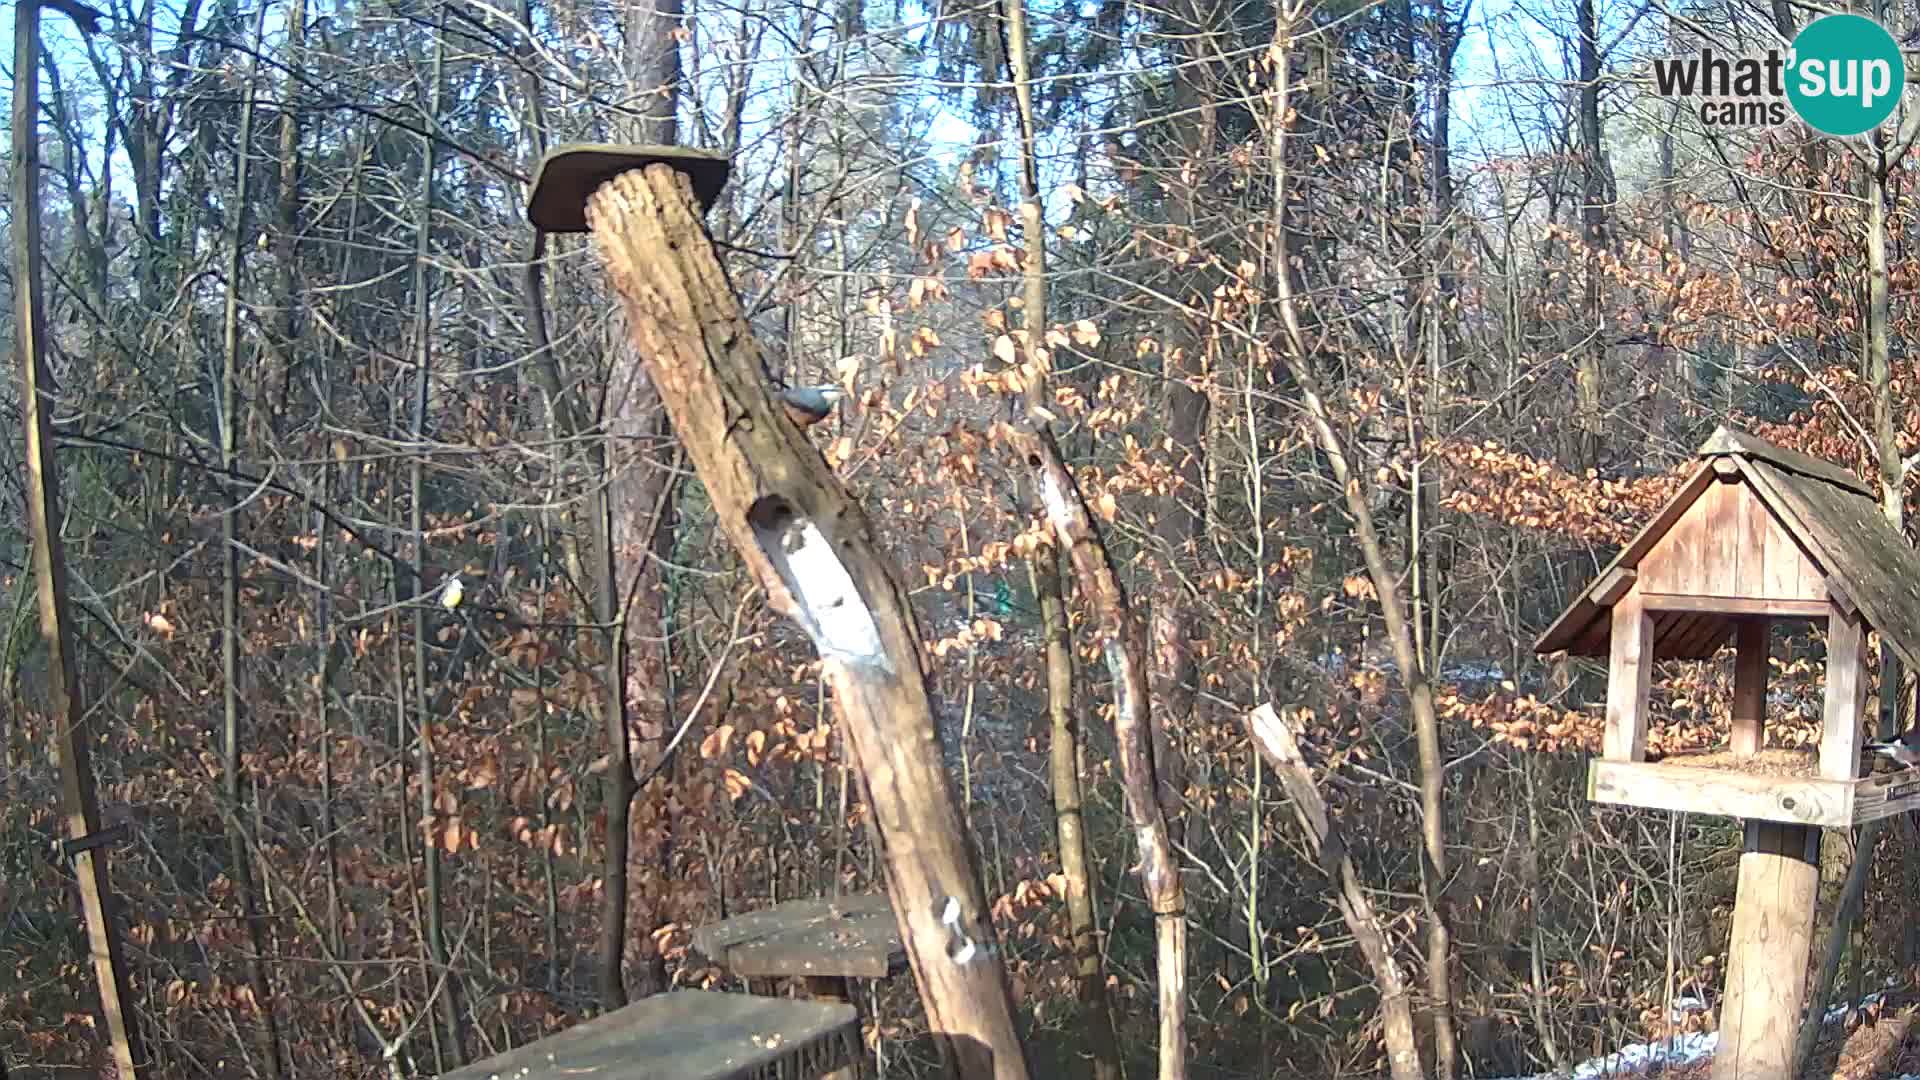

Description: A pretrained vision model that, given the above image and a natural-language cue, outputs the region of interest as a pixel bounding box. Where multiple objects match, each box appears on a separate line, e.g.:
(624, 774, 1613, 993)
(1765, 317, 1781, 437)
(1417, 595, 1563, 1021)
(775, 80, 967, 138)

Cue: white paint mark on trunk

(749, 497, 891, 673)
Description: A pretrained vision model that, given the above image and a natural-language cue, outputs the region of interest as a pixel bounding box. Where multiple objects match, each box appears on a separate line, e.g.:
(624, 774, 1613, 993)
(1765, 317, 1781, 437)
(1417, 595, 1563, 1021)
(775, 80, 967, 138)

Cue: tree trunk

(1574, 0, 1605, 462)
(1270, 31, 1456, 1075)
(1010, 426, 1188, 1080)
(408, 37, 464, 1065)
(11, 3, 145, 1073)
(1029, 551, 1121, 1080)
(999, 7, 1128, 1069)
(217, 12, 286, 1073)
(1150, 0, 1218, 832)
(597, 0, 686, 1007)
(1867, 158, 1903, 739)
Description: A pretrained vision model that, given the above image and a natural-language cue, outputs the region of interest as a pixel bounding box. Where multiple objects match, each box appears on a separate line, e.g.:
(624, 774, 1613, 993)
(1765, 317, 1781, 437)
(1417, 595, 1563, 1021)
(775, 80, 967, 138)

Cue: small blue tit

(777, 385, 847, 430)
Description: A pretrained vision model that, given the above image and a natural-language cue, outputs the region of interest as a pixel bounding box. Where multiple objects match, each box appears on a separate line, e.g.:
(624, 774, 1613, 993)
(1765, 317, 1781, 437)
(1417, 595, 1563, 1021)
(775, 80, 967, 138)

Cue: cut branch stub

(528, 147, 1031, 1080)
(1247, 704, 1423, 1080)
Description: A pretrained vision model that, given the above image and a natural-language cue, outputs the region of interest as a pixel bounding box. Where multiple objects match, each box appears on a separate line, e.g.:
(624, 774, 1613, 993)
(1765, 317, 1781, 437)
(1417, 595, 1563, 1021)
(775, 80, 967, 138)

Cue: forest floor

(1658, 1000, 1918, 1080)
(1498, 992, 1920, 1078)
(1802, 1001, 1920, 1080)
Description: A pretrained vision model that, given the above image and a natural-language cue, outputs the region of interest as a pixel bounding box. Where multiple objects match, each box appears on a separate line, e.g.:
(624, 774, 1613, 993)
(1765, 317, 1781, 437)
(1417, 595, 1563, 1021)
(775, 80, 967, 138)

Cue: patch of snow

(1666, 996, 1707, 1023)
(1490, 988, 1899, 1080)
(1825, 990, 1886, 1023)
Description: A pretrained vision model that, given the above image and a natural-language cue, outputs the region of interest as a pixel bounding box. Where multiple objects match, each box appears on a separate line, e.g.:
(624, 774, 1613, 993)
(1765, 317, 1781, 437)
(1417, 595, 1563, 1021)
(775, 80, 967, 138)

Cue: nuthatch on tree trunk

(776, 385, 847, 430)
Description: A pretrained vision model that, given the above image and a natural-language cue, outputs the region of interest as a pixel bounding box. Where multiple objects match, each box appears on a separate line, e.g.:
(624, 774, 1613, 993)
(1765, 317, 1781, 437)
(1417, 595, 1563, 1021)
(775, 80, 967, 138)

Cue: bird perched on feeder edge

(1864, 728, 1920, 769)
(777, 384, 847, 430)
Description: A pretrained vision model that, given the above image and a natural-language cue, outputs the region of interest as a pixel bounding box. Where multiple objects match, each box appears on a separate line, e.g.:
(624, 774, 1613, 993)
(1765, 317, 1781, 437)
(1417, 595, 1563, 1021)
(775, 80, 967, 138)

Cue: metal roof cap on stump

(1534, 424, 1920, 670)
(526, 144, 731, 232)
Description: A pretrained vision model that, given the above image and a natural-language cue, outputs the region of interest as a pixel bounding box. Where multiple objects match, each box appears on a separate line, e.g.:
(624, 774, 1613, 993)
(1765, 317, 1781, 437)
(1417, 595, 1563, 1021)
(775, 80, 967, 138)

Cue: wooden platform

(1589, 760, 1920, 827)
(692, 895, 905, 981)
(437, 990, 859, 1080)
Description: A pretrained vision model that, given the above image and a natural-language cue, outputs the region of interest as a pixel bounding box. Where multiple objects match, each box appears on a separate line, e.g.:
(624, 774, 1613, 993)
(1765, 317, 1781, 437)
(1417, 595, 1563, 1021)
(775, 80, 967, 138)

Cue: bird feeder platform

(1586, 757, 1920, 829)
(693, 895, 905, 983)
(1537, 425, 1920, 1080)
(692, 896, 904, 1080)
(435, 990, 860, 1080)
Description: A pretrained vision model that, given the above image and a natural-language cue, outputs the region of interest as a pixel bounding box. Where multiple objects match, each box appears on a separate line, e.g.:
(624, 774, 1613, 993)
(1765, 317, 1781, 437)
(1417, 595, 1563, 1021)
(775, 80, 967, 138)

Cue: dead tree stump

(528, 146, 1031, 1080)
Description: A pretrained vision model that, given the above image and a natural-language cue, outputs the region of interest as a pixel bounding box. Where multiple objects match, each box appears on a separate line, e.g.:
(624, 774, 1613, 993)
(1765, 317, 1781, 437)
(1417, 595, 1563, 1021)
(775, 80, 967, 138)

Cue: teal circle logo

(1786, 14, 1904, 136)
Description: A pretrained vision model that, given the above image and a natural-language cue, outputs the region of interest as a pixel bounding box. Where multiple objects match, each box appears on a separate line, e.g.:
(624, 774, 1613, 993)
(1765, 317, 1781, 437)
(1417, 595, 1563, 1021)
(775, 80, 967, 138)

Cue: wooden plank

(1702, 480, 1742, 597)
(1733, 478, 1761, 595)
(1822, 607, 1868, 781)
(1652, 611, 1698, 658)
(1758, 496, 1820, 600)
(1587, 760, 1855, 827)
(1641, 495, 1709, 595)
(1698, 425, 1872, 496)
(1638, 594, 1830, 619)
(1592, 567, 1636, 607)
(1735, 457, 1825, 584)
(1731, 619, 1770, 756)
(1535, 460, 1718, 656)
(1711, 822, 1821, 1080)
(436, 991, 861, 1080)
(692, 895, 903, 980)
(1850, 769, 1920, 823)
(1827, 575, 1858, 619)
(1798, 519, 1829, 601)
(1672, 615, 1732, 660)
(1604, 594, 1654, 762)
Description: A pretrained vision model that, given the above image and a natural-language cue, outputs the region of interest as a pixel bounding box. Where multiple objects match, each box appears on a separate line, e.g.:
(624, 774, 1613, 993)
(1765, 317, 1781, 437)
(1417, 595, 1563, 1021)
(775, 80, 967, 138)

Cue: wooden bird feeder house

(1537, 425, 1920, 1079)
(1537, 426, 1920, 825)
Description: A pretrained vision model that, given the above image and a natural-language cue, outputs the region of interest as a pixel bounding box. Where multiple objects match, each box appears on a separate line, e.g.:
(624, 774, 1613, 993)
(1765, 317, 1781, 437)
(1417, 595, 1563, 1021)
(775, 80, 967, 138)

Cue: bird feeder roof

(1535, 426, 1920, 669)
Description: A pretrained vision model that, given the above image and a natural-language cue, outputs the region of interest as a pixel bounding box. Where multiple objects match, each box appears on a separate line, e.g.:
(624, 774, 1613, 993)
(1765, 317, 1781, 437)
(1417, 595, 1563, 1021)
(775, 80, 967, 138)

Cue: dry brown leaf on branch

(700, 723, 735, 760)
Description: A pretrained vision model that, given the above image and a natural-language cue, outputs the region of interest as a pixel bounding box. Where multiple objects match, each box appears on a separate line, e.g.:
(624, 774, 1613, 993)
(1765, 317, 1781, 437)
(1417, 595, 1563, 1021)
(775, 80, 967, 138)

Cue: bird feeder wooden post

(1536, 427, 1920, 1080)
(526, 146, 1031, 1080)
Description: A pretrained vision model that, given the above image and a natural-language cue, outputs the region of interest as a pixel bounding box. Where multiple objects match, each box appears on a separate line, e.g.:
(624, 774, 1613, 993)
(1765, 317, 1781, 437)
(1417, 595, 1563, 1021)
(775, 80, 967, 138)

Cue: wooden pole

(1714, 606, 1860, 1080)
(533, 150, 1032, 1079)
(1602, 594, 1653, 762)
(1712, 822, 1819, 1080)
(1730, 619, 1768, 757)
(10, 1, 145, 1076)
